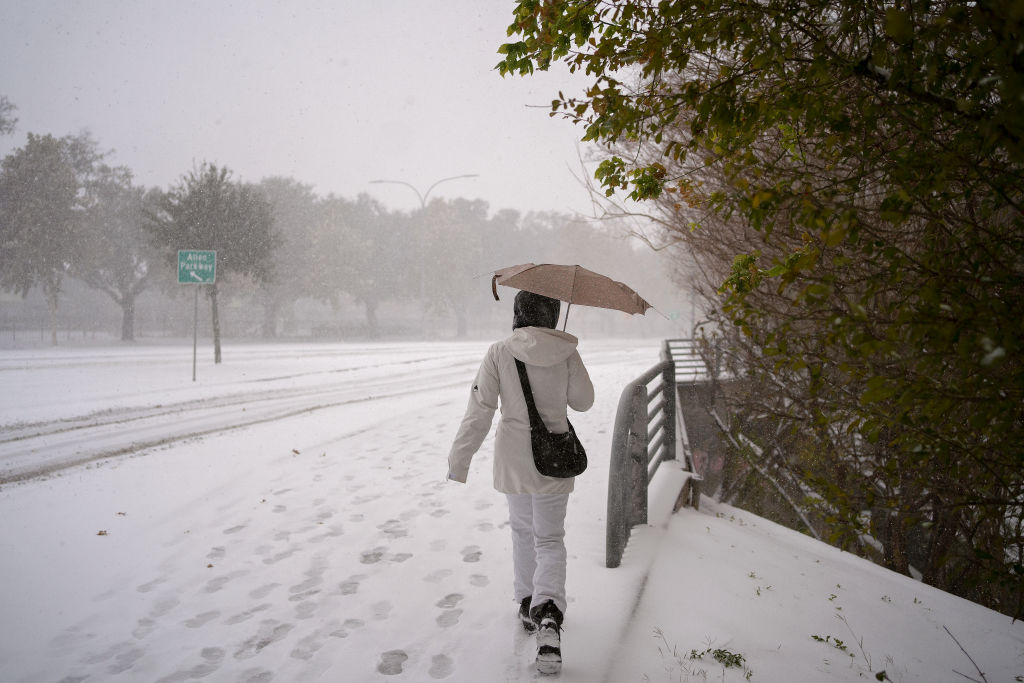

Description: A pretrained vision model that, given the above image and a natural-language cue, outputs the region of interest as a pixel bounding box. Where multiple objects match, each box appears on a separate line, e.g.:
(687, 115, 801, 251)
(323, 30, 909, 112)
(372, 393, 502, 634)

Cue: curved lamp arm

(370, 174, 479, 208)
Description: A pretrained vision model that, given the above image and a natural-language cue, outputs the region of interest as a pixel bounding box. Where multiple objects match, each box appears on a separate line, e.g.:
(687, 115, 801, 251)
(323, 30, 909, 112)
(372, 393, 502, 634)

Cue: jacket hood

(512, 291, 561, 331)
(506, 327, 579, 367)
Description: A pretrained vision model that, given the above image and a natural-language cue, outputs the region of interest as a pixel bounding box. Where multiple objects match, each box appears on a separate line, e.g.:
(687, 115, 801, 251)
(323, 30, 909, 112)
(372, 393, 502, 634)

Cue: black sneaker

(530, 600, 563, 675)
(518, 597, 537, 633)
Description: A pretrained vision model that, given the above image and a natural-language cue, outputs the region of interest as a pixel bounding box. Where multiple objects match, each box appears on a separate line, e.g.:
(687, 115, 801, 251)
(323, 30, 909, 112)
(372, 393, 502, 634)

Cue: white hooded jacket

(448, 326, 594, 494)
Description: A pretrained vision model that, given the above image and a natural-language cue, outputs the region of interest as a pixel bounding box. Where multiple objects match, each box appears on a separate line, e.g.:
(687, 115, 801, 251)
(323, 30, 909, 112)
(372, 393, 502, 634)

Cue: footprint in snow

(352, 494, 380, 505)
(237, 667, 273, 683)
(290, 630, 324, 660)
(262, 548, 296, 565)
(82, 640, 134, 665)
(289, 573, 324, 595)
(429, 654, 455, 679)
(461, 546, 482, 563)
(249, 583, 280, 599)
(360, 547, 386, 564)
(377, 650, 409, 675)
(372, 601, 393, 620)
(233, 620, 294, 660)
(294, 602, 317, 619)
(133, 617, 156, 639)
(184, 611, 220, 629)
(150, 595, 180, 618)
(204, 570, 249, 594)
(223, 604, 271, 625)
(184, 647, 226, 679)
(329, 618, 366, 639)
(338, 574, 366, 595)
(377, 519, 408, 539)
(289, 589, 321, 603)
(435, 593, 464, 608)
(423, 569, 453, 584)
(436, 609, 462, 627)
(469, 574, 489, 587)
(107, 645, 145, 675)
(308, 525, 345, 544)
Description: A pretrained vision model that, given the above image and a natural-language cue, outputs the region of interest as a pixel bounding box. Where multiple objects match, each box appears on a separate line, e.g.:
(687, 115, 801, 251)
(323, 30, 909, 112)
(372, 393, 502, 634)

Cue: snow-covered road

(0, 340, 663, 682)
(1, 345, 485, 482)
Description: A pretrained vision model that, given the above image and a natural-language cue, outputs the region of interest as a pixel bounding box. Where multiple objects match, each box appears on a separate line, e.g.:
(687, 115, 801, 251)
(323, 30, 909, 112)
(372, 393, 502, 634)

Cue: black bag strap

(514, 358, 545, 430)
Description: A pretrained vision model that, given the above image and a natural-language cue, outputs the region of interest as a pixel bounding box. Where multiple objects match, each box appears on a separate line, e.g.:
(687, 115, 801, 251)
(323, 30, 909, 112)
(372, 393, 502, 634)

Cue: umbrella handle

(491, 275, 500, 301)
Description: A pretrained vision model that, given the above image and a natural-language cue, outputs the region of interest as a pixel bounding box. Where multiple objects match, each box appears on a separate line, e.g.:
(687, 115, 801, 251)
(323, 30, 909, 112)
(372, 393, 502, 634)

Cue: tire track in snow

(0, 361, 477, 485)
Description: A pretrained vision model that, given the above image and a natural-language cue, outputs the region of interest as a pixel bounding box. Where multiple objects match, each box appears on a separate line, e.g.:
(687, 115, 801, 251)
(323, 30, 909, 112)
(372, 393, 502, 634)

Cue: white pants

(506, 493, 569, 615)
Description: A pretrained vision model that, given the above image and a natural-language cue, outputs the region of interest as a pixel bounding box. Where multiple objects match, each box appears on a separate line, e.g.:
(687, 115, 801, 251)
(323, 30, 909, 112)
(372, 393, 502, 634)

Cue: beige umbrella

(491, 263, 653, 330)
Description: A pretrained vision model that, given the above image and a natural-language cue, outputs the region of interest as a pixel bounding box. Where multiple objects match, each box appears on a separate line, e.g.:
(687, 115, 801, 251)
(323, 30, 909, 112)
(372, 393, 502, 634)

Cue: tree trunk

(455, 305, 468, 339)
(44, 275, 60, 346)
(121, 294, 136, 341)
(261, 296, 279, 339)
(364, 299, 378, 338)
(883, 511, 911, 576)
(210, 284, 222, 364)
(921, 504, 957, 586)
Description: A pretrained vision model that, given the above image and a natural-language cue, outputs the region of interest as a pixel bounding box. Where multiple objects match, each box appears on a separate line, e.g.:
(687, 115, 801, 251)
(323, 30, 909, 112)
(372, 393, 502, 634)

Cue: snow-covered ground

(1, 340, 1021, 682)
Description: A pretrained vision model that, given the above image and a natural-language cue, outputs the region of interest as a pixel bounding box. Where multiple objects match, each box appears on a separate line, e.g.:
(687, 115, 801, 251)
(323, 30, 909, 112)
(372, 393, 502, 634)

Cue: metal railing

(606, 339, 706, 568)
(606, 359, 677, 568)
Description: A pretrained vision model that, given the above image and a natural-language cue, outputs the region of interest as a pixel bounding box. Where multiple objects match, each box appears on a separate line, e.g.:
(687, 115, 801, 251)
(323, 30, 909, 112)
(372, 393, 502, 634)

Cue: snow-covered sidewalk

(0, 340, 662, 682)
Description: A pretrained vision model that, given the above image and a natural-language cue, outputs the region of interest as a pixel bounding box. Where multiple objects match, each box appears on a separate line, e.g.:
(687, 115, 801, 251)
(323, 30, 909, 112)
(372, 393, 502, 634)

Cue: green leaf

(884, 9, 914, 44)
(860, 377, 898, 405)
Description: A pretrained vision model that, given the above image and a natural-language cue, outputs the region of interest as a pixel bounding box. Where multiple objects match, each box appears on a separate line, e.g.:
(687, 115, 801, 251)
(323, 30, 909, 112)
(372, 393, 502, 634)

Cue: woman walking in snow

(447, 290, 594, 675)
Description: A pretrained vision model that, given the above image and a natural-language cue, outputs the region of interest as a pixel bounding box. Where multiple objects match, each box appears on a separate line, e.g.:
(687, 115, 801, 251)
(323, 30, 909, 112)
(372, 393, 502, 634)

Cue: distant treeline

(0, 118, 686, 349)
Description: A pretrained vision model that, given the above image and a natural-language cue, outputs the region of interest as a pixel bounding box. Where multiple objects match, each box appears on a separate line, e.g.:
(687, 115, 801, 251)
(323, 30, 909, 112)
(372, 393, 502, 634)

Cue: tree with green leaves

(0, 132, 102, 344)
(258, 177, 322, 338)
(499, 0, 1023, 615)
(148, 163, 276, 362)
(74, 165, 161, 341)
(311, 194, 410, 338)
(420, 198, 490, 337)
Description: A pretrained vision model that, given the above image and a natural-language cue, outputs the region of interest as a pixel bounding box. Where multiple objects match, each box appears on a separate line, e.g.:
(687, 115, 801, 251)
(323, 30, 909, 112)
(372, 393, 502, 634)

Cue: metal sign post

(177, 250, 216, 381)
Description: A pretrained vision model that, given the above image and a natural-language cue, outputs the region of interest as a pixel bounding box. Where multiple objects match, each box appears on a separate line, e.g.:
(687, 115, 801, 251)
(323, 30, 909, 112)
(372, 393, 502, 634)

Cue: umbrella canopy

(491, 263, 652, 329)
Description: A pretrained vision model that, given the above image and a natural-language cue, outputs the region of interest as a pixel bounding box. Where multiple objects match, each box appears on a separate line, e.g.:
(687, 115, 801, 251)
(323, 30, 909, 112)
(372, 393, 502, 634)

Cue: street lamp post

(369, 174, 479, 322)
(369, 174, 479, 211)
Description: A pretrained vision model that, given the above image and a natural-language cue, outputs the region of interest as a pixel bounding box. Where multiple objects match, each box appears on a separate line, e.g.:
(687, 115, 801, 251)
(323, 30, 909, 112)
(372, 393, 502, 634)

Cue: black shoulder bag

(514, 359, 587, 478)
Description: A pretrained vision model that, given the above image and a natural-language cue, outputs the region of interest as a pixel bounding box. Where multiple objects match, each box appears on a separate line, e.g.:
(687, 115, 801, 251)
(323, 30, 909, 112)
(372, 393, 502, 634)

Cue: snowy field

(1, 340, 1021, 682)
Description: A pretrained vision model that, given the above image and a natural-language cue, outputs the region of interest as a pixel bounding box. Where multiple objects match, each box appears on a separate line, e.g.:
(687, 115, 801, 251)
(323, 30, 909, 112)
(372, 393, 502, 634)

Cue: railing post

(607, 384, 640, 568)
(661, 362, 676, 463)
(628, 385, 649, 528)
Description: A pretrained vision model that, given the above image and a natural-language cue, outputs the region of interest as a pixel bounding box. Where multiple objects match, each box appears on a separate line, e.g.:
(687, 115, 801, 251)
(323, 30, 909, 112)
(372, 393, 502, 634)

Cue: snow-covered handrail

(606, 357, 678, 568)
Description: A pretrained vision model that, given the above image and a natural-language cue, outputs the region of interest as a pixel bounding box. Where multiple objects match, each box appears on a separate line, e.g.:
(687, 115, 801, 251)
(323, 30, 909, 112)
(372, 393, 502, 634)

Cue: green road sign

(178, 250, 217, 284)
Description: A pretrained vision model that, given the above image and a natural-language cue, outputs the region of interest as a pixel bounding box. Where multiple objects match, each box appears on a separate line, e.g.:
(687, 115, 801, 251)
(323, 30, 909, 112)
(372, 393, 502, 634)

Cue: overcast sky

(0, 1, 601, 215)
